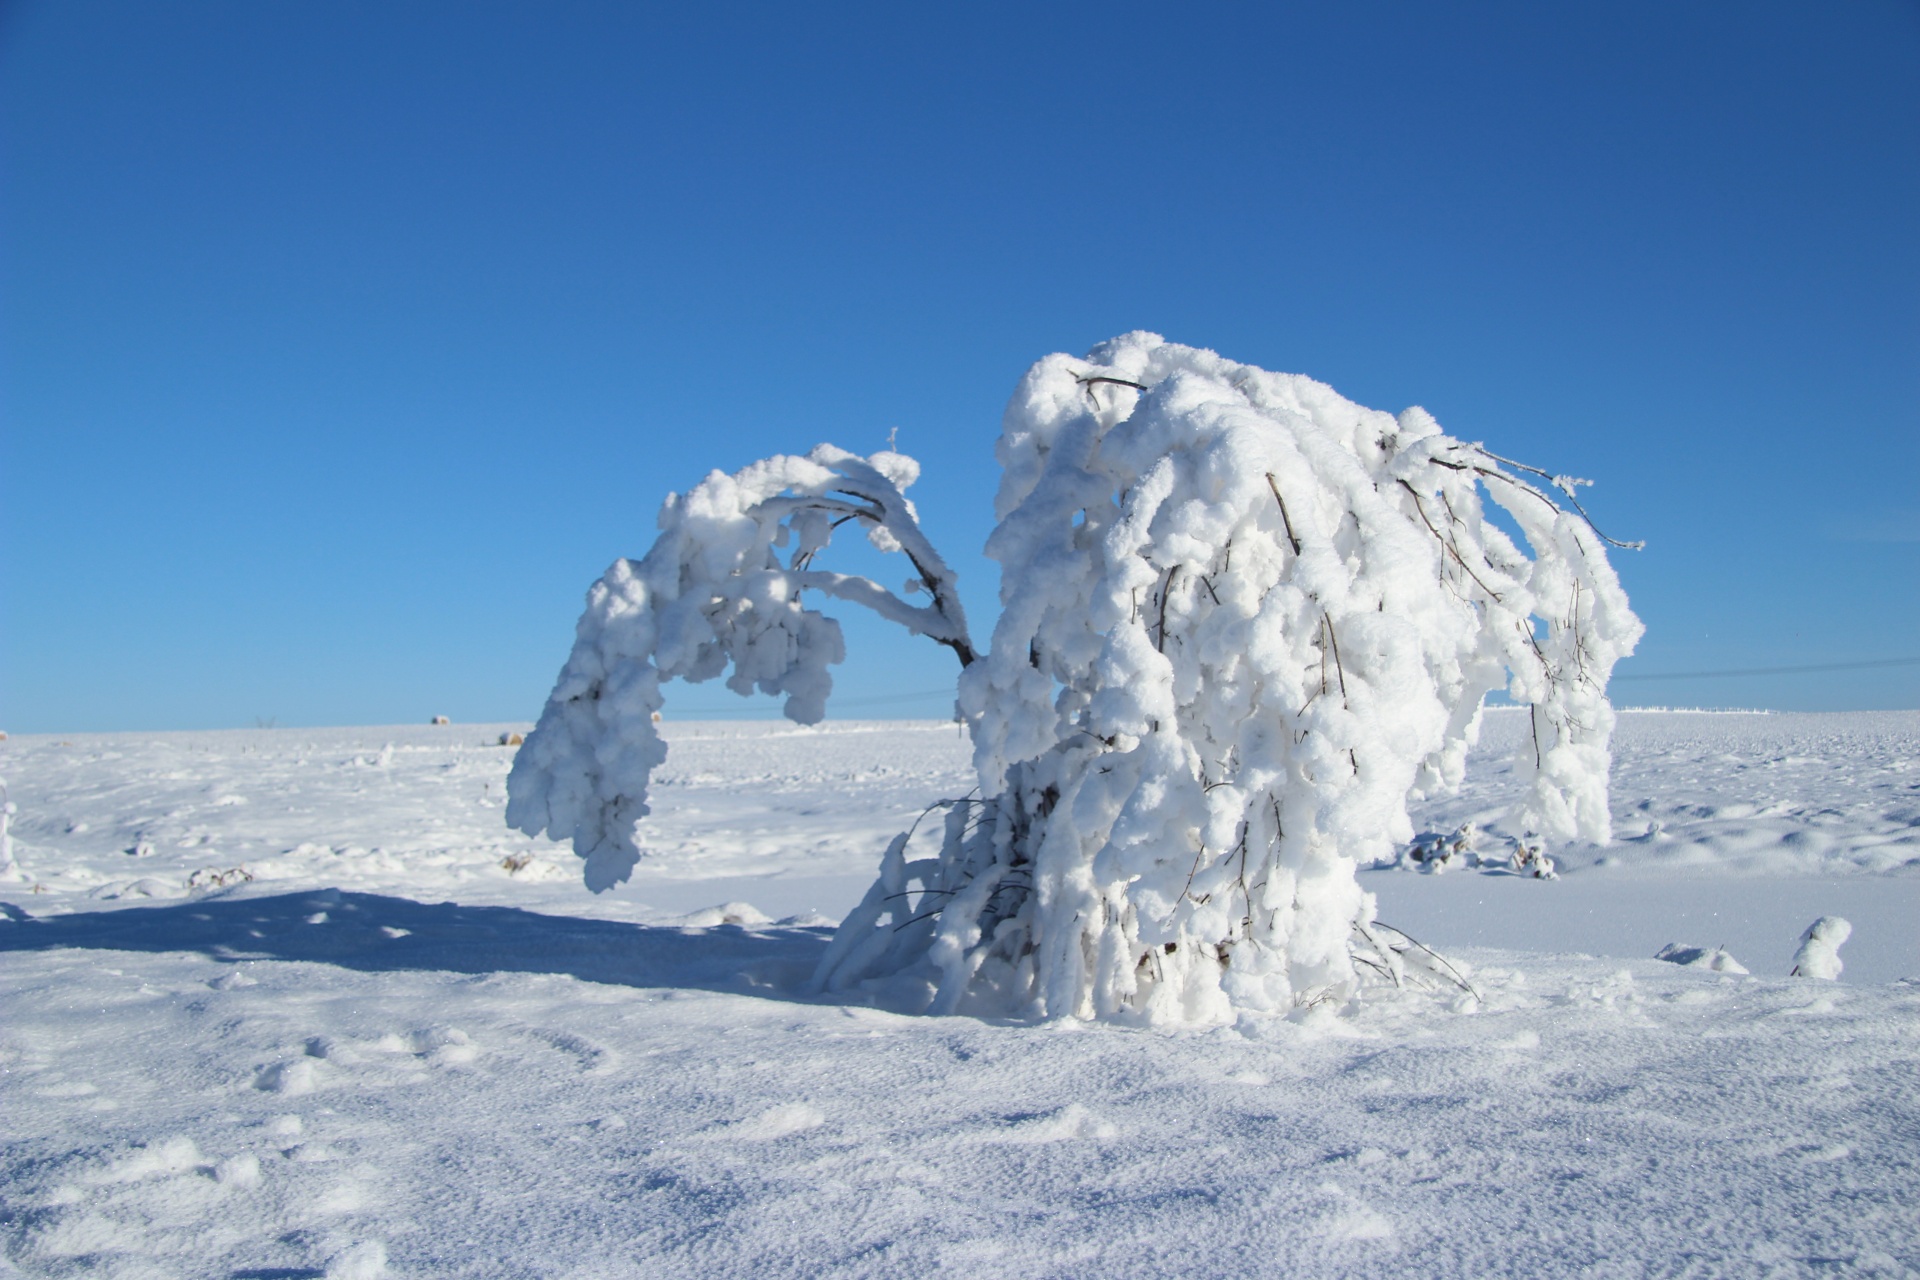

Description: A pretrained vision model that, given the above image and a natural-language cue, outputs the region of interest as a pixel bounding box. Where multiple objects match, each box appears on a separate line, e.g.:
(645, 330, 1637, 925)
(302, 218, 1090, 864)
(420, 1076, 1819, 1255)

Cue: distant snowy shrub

(1396, 822, 1482, 873)
(1790, 916, 1850, 979)
(0, 777, 17, 883)
(186, 865, 254, 890)
(1505, 834, 1559, 880)
(509, 333, 1641, 1023)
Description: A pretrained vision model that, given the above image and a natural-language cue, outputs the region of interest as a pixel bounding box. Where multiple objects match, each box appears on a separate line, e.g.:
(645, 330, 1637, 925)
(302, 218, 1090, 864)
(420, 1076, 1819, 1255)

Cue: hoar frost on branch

(504, 446, 971, 891)
(508, 333, 1642, 1024)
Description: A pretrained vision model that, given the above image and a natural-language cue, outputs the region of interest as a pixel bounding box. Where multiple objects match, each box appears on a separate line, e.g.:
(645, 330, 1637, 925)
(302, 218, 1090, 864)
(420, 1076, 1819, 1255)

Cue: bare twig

(1397, 479, 1505, 602)
(1265, 474, 1303, 556)
(1076, 374, 1150, 392)
(1470, 451, 1645, 550)
(1155, 567, 1179, 654)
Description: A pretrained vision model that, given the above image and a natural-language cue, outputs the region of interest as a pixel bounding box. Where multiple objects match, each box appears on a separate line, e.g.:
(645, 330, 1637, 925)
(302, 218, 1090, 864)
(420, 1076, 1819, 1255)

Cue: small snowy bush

(509, 333, 1641, 1023)
(1790, 916, 1850, 980)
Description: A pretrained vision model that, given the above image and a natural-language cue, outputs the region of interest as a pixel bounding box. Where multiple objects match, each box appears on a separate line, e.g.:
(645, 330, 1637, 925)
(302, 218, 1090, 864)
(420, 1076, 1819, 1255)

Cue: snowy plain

(1, 710, 1917, 1277)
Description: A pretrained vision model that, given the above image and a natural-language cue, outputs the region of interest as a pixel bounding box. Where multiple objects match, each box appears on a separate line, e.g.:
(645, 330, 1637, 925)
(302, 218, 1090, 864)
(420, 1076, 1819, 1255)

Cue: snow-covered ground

(2, 712, 1917, 1276)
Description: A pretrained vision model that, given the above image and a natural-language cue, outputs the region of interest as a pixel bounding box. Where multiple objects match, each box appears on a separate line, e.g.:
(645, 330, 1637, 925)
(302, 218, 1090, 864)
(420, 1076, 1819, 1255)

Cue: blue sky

(3, 0, 1916, 732)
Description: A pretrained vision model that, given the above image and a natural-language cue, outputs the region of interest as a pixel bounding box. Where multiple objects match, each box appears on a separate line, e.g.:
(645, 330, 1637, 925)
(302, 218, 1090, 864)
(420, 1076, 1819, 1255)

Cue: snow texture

(1, 716, 1917, 1276)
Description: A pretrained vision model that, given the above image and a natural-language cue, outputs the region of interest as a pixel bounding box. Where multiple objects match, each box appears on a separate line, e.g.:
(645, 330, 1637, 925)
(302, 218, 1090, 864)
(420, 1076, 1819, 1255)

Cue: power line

(665, 658, 1920, 715)
(1613, 657, 1920, 682)
(666, 687, 954, 715)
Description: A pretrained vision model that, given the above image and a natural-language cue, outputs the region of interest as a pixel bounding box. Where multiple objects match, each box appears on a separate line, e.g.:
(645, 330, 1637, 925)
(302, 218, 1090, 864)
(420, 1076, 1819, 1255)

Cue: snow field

(1, 711, 1917, 1275)
(3, 930, 1915, 1276)
(0, 721, 974, 913)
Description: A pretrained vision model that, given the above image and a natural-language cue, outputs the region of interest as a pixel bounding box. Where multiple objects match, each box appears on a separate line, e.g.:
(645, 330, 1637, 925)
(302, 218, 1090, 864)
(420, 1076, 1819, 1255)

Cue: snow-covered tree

(508, 333, 1641, 1024)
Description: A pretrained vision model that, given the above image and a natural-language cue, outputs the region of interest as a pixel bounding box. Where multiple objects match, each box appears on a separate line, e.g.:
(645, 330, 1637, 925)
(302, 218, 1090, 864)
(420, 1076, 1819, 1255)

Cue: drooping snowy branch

(505, 445, 974, 891)
(817, 333, 1641, 1023)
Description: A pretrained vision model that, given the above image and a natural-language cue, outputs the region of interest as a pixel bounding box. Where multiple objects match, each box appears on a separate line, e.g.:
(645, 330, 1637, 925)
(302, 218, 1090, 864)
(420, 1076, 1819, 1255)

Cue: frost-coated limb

(506, 445, 975, 891)
(819, 333, 1640, 1023)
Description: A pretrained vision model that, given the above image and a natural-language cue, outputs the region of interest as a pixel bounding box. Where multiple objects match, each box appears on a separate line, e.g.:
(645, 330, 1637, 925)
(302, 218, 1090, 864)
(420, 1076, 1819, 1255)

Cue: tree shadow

(0, 888, 833, 1000)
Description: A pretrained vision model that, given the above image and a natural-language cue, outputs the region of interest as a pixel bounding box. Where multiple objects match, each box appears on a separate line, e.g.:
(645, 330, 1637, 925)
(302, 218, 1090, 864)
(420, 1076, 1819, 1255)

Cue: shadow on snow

(0, 889, 833, 1000)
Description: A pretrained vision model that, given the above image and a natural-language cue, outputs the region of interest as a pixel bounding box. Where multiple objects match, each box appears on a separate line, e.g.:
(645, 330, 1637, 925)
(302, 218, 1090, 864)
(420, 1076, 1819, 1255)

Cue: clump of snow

(1790, 915, 1851, 979)
(89, 1136, 206, 1184)
(1654, 943, 1749, 974)
(717, 1102, 826, 1141)
(215, 1152, 262, 1188)
(325, 1240, 389, 1279)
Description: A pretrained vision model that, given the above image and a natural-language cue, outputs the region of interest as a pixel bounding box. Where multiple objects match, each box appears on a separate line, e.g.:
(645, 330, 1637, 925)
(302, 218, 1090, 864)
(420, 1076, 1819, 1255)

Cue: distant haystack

(431, 715, 451, 726)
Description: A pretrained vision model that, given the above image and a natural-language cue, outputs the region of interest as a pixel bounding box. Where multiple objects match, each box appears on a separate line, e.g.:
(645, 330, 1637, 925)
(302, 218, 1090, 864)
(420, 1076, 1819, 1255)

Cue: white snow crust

(1, 713, 1917, 1276)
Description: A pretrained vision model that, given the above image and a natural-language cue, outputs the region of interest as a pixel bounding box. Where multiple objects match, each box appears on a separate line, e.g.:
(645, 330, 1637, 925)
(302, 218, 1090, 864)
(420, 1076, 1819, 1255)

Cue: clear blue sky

(3, 1, 1916, 732)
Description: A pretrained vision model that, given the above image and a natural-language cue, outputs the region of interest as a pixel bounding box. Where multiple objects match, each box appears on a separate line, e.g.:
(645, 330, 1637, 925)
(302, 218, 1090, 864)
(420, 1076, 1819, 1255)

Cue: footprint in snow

(969, 1103, 1117, 1144)
(1799, 1143, 1852, 1162)
(527, 1028, 614, 1074)
(1324, 1204, 1396, 1243)
(87, 1136, 208, 1185)
(372, 1026, 479, 1066)
(254, 1059, 321, 1096)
